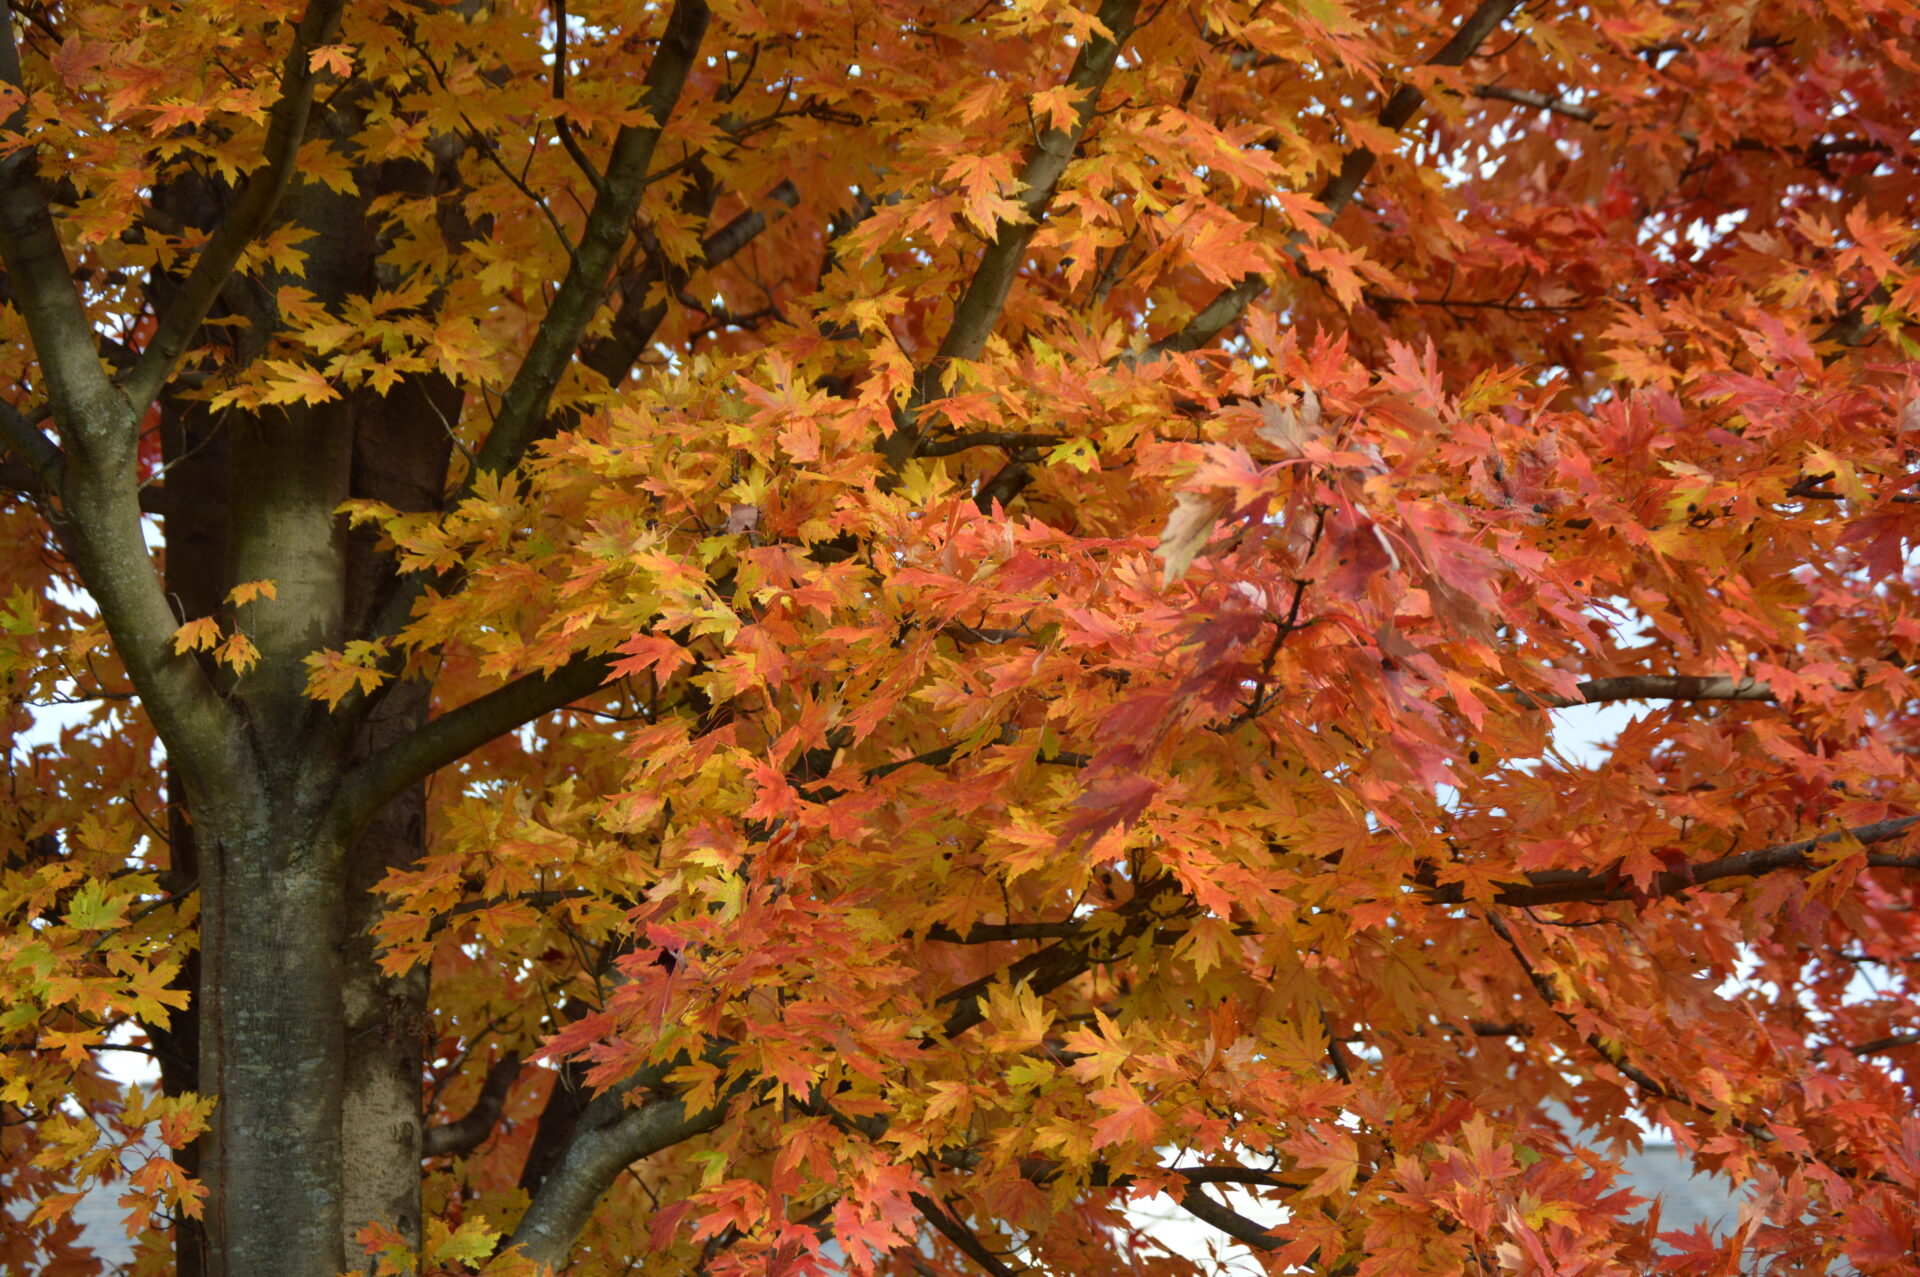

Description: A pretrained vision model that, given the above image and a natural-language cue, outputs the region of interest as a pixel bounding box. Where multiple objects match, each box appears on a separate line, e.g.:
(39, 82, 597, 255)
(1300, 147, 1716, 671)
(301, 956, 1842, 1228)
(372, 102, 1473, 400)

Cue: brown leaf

(1156, 490, 1231, 586)
(1255, 388, 1322, 458)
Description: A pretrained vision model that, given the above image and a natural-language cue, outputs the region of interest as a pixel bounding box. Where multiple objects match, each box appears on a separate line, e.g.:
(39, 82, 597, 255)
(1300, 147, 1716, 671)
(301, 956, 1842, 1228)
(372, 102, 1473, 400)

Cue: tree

(0, 0, 1917, 1271)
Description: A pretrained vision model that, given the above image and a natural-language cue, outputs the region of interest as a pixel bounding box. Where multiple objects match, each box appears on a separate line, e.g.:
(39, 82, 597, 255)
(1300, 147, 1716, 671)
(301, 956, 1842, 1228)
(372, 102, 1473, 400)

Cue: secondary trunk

(332, 364, 462, 1270)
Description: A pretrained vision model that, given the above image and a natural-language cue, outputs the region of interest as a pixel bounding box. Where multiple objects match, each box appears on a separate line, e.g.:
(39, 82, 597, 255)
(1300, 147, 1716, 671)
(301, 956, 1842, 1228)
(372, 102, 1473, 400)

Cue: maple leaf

(1255, 387, 1323, 458)
(307, 45, 354, 76)
(226, 579, 277, 606)
(255, 359, 340, 406)
(216, 631, 261, 673)
(28, 1190, 85, 1228)
(1060, 771, 1160, 848)
(303, 643, 389, 708)
(1319, 503, 1398, 597)
(1030, 84, 1082, 133)
(1155, 490, 1231, 585)
(171, 616, 221, 654)
(608, 633, 696, 682)
(1088, 1082, 1161, 1150)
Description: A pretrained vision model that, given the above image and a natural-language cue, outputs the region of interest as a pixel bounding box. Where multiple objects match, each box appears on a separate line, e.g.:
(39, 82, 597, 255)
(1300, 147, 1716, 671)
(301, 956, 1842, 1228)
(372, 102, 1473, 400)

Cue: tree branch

(0, 9, 130, 448)
(702, 180, 798, 267)
(1173, 1183, 1285, 1252)
(119, 0, 348, 417)
(1475, 83, 1889, 165)
(1142, 0, 1526, 359)
(1817, 243, 1919, 351)
(1485, 909, 1787, 1154)
(910, 1193, 1021, 1277)
(331, 651, 612, 838)
(915, 430, 1063, 458)
(0, 400, 62, 487)
(1509, 674, 1774, 709)
(884, 0, 1140, 471)
(505, 804, 1913, 1269)
(1849, 1031, 1919, 1056)
(0, 6, 233, 789)
(935, 879, 1180, 1037)
(1473, 84, 1597, 122)
(923, 919, 1092, 943)
(353, 0, 714, 671)
(0, 452, 194, 519)
(581, 178, 799, 387)
(469, 0, 711, 489)
(1020, 1153, 1304, 1191)
(1490, 924, 1898, 1193)
(1450, 814, 1920, 909)
(422, 1053, 522, 1158)
(429, 889, 593, 936)
(504, 1054, 747, 1270)
(936, 936, 1107, 1039)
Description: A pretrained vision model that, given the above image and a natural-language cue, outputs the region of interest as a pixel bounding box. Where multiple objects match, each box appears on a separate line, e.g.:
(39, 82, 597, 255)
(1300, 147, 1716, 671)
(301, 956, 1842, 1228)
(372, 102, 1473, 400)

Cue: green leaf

(62, 881, 125, 932)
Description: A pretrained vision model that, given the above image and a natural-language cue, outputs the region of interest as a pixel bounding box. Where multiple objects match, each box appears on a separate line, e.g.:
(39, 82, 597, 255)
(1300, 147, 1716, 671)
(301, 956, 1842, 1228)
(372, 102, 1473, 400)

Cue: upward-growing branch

(0, 5, 129, 451)
(505, 1053, 748, 1269)
(1142, 0, 1526, 359)
(468, 0, 713, 490)
(880, 0, 1141, 472)
(582, 178, 799, 387)
(357, 0, 709, 653)
(0, 399, 61, 487)
(0, 4, 234, 788)
(351, 0, 710, 720)
(118, 0, 347, 419)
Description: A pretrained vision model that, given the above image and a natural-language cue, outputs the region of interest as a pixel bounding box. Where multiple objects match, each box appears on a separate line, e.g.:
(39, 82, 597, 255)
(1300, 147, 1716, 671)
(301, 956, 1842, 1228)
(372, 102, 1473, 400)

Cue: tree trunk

(196, 812, 348, 1277)
(144, 119, 470, 1271)
(196, 243, 357, 1266)
(334, 372, 460, 1268)
(337, 781, 430, 1270)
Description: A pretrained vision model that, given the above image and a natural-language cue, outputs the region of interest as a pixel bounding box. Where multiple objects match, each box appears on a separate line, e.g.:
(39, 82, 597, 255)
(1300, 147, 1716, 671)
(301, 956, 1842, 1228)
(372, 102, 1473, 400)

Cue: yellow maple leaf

(170, 616, 221, 655)
(226, 579, 277, 606)
(256, 360, 340, 406)
(217, 631, 261, 674)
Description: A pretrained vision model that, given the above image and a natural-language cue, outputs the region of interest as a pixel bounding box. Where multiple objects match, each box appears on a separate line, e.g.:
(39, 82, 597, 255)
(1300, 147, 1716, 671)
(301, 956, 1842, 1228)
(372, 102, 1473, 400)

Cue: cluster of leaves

(2, 0, 1920, 1273)
(0, 543, 208, 1271)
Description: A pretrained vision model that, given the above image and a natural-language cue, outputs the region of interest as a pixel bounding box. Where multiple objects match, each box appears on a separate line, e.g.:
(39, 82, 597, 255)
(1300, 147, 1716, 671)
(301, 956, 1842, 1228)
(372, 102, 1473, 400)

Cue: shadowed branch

(1509, 674, 1775, 709)
(423, 1053, 523, 1158)
(1469, 815, 1920, 908)
(331, 652, 613, 837)
(469, 0, 713, 490)
(885, 0, 1141, 471)
(0, 5, 234, 787)
(910, 1193, 1021, 1277)
(504, 1051, 748, 1269)
(1174, 1183, 1285, 1252)
(1142, 0, 1527, 359)
(118, 0, 348, 418)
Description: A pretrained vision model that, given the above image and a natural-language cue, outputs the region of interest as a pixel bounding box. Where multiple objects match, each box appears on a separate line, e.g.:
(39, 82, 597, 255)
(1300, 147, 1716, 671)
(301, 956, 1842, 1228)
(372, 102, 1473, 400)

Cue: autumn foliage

(2, 0, 1919, 1273)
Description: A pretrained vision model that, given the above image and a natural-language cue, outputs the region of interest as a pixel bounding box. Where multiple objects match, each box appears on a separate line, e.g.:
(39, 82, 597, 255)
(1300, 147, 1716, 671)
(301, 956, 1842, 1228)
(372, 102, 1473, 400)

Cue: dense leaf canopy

(1, 0, 1918, 1273)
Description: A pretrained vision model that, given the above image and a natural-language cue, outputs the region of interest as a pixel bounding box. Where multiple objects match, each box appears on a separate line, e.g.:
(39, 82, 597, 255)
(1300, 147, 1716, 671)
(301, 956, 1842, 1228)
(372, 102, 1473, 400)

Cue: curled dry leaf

(1155, 490, 1232, 586)
(1255, 388, 1322, 458)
